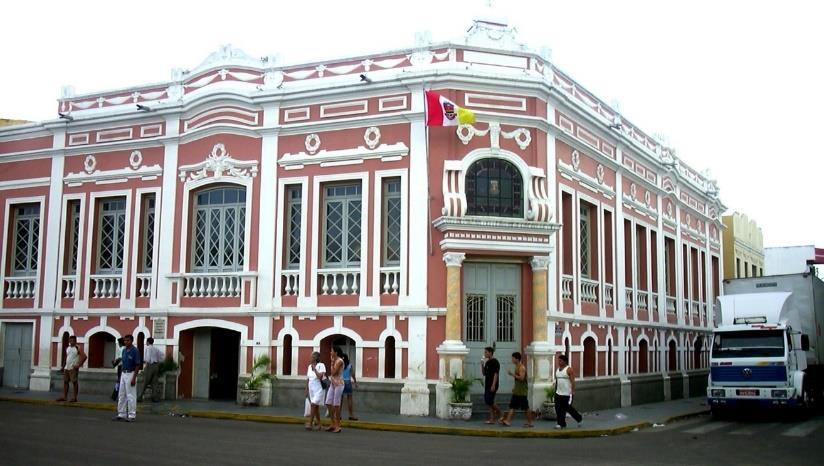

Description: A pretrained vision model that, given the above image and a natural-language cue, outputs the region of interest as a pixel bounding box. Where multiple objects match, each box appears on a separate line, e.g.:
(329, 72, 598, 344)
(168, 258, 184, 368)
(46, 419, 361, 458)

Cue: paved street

(1, 402, 822, 465)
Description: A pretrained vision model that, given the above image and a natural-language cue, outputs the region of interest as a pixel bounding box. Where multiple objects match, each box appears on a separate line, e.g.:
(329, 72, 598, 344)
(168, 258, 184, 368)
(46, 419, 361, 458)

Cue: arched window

(638, 340, 649, 373)
(694, 337, 703, 369)
(583, 337, 596, 377)
(192, 186, 246, 272)
(668, 340, 677, 372)
(465, 158, 523, 217)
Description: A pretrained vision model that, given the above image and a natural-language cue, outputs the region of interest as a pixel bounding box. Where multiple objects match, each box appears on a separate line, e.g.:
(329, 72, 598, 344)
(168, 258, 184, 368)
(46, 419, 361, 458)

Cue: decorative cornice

(278, 142, 408, 167)
(178, 143, 258, 182)
(433, 215, 561, 236)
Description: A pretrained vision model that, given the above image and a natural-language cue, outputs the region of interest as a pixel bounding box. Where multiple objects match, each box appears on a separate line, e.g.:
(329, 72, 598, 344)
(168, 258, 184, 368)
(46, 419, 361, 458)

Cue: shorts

(483, 391, 497, 406)
(63, 368, 78, 383)
(325, 383, 344, 406)
(509, 395, 529, 411)
(343, 381, 353, 395)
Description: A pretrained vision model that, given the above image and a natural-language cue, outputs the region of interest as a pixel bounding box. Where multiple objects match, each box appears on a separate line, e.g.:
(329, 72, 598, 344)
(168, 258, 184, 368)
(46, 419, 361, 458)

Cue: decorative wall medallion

(686, 213, 691, 225)
(666, 202, 673, 217)
(409, 50, 434, 67)
(571, 150, 580, 171)
(596, 164, 605, 184)
(84, 155, 97, 174)
(510, 128, 532, 150)
(630, 183, 637, 200)
(644, 191, 651, 207)
(129, 150, 143, 169)
(263, 70, 284, 89)
(305, 134, 321, 154)
(364, 126, 381, 149)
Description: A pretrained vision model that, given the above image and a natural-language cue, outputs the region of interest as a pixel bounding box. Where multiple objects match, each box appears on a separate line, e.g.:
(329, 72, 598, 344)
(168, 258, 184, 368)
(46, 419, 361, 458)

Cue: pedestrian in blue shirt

(113, 334, 140, 422)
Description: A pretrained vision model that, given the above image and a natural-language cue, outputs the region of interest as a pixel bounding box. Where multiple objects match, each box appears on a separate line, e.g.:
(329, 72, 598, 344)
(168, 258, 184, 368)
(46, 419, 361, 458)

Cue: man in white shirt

(57, 336, 87, 402)
(137, 337, 164, 402)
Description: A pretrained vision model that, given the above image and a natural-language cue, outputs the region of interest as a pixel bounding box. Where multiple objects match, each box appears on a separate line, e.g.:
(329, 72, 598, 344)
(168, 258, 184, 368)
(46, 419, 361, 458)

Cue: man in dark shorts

(481, 346, 500, 424)
(500, 352, 535, 427)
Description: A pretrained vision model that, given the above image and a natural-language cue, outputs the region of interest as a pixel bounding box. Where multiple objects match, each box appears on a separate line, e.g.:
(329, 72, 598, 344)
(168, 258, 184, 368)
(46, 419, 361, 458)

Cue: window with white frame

(465, 158, 523, 217)
(12, 204, 40, 277)
(97, 198, 126, 274)
(579, 203, 591, 278)
(382, 178, 401, 266)
(142, 195, 155, 272)
(323, 183, 361, 268)
(192, 187, 246, 273)
(66, 200, 81, 274)
(285, 186, 301, 269)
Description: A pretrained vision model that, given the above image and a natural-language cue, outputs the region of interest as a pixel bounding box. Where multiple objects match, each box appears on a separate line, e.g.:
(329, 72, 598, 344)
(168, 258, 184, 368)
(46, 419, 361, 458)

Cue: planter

(239, 389, 261, 406)
(448, 402, 473, 420)
(542, 401, 556, 420)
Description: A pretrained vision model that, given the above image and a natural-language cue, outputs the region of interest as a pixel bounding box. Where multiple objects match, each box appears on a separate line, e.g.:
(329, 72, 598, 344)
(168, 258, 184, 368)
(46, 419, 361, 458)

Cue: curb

(0, 396, 709, 439)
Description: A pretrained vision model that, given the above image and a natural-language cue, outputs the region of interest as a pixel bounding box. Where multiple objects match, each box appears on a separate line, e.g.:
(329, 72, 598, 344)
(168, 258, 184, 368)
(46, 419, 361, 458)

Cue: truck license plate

(736, 389, 757, 396)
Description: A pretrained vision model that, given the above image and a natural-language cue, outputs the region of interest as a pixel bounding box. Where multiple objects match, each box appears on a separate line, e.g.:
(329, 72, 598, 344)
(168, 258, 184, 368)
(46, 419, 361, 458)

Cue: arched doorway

(88, 332, 116, 368)
(320, 334, 356, 375)
(582, 337, 596, 377)
(179, 327, 240, 400)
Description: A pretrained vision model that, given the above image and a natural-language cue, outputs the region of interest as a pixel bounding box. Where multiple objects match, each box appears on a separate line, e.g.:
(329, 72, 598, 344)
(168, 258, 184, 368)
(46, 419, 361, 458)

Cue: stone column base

(29, 367, 52, 391)
(681, 371, 690, 398)
(435, 381, 453, 419)
(400, 380, 430, 416)
(663, 374, 672, 401)
(525, 342, 554, 409)
(620, 377, 632, 407)
(435, 340, 469, 419)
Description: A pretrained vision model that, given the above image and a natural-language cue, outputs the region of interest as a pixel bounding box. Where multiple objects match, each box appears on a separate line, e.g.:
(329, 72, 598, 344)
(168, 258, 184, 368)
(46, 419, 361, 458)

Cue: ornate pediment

(178, 143, 258, 182)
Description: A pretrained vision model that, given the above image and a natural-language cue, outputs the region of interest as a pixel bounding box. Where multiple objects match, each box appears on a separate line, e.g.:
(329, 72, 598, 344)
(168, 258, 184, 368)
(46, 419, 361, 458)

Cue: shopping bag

(304, 397, 311, 417)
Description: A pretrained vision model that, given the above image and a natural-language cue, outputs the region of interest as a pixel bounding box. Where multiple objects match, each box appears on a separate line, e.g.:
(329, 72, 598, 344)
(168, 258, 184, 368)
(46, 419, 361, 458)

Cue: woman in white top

(554, 354, 583, 429)
(305, 351, 326, 431)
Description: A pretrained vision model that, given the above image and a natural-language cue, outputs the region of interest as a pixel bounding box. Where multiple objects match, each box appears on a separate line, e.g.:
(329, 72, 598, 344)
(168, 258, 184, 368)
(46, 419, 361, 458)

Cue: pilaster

(435, 251, 468, 419)
(156, 115, 180, 307)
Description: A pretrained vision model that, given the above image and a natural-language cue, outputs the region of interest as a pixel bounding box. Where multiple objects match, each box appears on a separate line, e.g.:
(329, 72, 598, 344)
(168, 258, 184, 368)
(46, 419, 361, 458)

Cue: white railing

(625, 288, 634, 311)
(90, 274, 122, 298)
(318, 268, 360, 296)
(4, 276, 36, 299)
(666, 296, 676, 313)
(604, 283, 614, 306)
(649, 293, 657, 314)
(379, 266, 401, 295)
(580, 278, 599, 303)
(136, 273, 152, 298)
(281, 270, 300, 296)
(701, 302, 708, 321)
(637, 290, 649, 310)
(561, 275, 573, 300)
(682, 299, 690, 319)
(170, 272, 257, 307)
(62, 276, 77, 299)
(691, 301, 700, 316)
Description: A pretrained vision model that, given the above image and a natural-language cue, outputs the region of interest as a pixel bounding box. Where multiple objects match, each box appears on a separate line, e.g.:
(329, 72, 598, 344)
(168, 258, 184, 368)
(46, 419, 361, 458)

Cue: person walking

(113, 334, 140, 422)
(341, 353, 358, 421)
(56, 335, 87, 402)
(500, 352, 534, 427)
(138, 337, 164, 402)
(481, 346, 501, 424)
(324, 346, 345, 433)
(554, 354, 583, 429)
(305, 351, 326, 431)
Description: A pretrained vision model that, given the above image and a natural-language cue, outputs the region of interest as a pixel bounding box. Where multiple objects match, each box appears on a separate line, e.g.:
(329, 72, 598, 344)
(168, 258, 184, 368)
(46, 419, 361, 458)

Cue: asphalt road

(1, 402, 822, 465)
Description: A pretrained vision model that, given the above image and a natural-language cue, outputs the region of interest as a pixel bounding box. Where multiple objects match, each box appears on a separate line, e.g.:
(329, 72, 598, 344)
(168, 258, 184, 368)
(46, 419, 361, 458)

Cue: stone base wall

(272, 378, 406, 415)
(629, 374, 666, 405)
(575, 377, 623, 411)
(48, 370, 178, 400)
(687, 370, 709, 397)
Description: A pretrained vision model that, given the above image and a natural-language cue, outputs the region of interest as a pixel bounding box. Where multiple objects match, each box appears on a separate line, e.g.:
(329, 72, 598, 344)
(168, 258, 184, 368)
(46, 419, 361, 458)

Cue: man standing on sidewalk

(138, 337, 163, 402)
(481, 346, 500, 424)
(57, 335, 87, 402)
(113, 334, 140, 422)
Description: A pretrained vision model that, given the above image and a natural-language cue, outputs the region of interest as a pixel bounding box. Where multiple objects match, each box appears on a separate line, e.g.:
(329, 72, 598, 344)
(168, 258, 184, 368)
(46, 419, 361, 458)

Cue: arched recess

(638, 339, 649, 373)
(275, 327, 299, 377)
(582, 336, 597, 377)
(87, 331, 117, 369)
(668, 339, 678, 372)
(378, 328, 404, 380)
(693, 336, 704, 369)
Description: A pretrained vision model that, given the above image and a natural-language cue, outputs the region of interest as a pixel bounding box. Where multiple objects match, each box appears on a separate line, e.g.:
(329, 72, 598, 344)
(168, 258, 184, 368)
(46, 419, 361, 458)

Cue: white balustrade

(318, 268, 360, 296)
(666, 296, 676, 314)
(604, 283, 614, 306)
(62, 276, 77, 299)
(281, 270, 300, 296)
(625, 287, 634, 311)
(637, 290, 649, 310)
(136, 273, 152, 298)
(580, 278, 599, 303)
(379, 267, 401, 295)
(701, 302, 707, 319)
(4, 277, 36, 299)
(90, 274, 122, 299)
(691, 301, 700, 316)
(561, 275, 573, 300)
(682, 299, 690, 318)
(183, 274, 242, 298)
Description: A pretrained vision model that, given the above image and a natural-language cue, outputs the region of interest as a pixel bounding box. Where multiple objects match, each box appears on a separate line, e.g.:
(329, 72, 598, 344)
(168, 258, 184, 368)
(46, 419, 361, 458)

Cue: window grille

(465, 158, 523, 217)
(465, 294, 486, 342)
(191, 187, 246, 273)
(97, 198, 126, 274)
(579, 204, 590, 277)
(323, 184, 361, 267)
(12, 204, 40, 276)
(67, 201, 80, 274)
(143, 196, 155, 272)
(285, 186, 302, 269)
(496, 295, 516, 342)
(382, 179, 401, 266)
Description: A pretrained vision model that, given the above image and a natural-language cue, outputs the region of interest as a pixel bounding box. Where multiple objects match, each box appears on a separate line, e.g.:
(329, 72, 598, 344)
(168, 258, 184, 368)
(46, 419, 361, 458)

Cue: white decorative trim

(184, 107, 259, 132)
(84, 155, 97, 174)
(129, 150, 143, 169)
(364, 127, 381, 149)
(96, 128, 133, 143)
(280, 142, 408, 167)
(434, 216, 560, 236)
(68, 133, 89, 146)
(464, 93, 527, 112)
(530, 256, 550, 270)
(284, 107, 311, 122)
(177, 143, 258, 182)
(320, 100, 368, 118)
(456, 122, 531, 150)
(571, 150, 581, 171)
(378, 96, 408, 112)
(0, 177, 50, 190)
(140, 124, 163, 138)
(442, 252, 466, 267)
(304, 134, 321, 154)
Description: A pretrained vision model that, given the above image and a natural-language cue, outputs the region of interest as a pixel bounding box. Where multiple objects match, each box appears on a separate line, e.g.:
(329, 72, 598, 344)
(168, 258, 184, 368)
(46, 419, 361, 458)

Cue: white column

(614, 163, 626, 320)
(546, 101, 558, 314)
(406, 87, 428, 307)
(400, 315, 430, 416)
(31, 131, 65, 391)
(645, 227, 652, 323)
(656, 195, 667, 324)
(155, 115, 180, 308)
(674, 195, 684, 326)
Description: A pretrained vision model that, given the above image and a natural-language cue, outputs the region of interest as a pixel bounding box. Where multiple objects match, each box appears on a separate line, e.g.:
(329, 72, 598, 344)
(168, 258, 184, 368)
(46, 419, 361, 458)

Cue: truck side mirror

(801, 334, 810, 351)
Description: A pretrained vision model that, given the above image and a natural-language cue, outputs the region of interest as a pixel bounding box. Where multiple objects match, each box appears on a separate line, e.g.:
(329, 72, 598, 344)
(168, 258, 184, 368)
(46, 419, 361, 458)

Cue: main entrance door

(2, 323, 33, 389)
(463, 263, 520, 394)
(191, 327, 240, 400)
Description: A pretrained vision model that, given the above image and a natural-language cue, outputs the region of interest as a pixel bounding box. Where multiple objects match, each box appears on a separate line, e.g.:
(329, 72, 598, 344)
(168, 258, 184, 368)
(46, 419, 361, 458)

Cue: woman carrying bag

(554, 354, 583, 429)
(305, 351, 327, 431)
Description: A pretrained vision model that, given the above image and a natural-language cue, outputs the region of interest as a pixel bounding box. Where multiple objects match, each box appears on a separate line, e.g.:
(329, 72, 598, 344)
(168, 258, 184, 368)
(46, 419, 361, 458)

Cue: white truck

(708, 272, 824, 414)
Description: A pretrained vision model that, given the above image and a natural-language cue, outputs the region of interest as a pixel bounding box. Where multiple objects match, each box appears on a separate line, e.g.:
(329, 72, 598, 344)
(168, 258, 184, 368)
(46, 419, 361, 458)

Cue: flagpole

(426, 118, 433, 257)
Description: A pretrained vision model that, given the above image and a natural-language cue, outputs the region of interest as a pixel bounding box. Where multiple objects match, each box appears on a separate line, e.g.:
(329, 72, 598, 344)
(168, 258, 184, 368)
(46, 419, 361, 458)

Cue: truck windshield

(711, 330, 785, 358)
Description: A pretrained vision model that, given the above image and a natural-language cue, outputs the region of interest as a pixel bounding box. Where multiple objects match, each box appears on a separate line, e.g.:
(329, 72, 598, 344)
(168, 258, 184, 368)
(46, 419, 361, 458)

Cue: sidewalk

(0, 388, 709, 438)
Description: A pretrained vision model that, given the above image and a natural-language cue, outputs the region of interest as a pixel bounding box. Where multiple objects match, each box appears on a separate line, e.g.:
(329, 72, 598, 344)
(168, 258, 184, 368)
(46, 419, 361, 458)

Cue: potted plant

(542, 384, 556, 420)
(448, 376, 475, 420)
(239, 354, 273, 406)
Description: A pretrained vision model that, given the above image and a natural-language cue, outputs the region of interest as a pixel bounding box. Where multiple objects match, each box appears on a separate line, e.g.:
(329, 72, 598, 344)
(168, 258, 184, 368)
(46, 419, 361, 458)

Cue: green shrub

(243, 354, 274, 390)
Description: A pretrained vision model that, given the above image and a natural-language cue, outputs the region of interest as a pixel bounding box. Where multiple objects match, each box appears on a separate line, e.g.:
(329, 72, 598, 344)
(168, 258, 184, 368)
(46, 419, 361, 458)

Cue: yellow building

(722, 212, 764, 279)
(0, 118, 30, 127)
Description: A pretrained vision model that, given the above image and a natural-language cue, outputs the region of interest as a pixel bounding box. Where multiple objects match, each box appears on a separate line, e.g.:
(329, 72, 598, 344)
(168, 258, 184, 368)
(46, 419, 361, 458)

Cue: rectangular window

(322, 183, 362, 268)
(579, 204, 590, 278)
(66, 201, 81, 274)
(12, 204, 40, 276)
(141, 195, 156, 272)
(192, 187, 246, 273)
(664, 237, 676, 295)
(285, 186, 302, 269)
(97, 198, 126, 274)
(382, 178, 401, 266)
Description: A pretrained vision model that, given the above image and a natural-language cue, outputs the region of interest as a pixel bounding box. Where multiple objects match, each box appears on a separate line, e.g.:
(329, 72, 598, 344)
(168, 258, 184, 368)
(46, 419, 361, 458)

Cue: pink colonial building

(0, 15, 724, 416)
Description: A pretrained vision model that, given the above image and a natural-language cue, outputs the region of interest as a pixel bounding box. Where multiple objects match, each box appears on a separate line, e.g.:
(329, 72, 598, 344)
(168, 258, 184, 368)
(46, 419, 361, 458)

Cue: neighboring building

(0, 119, 30, 127)
(721, 212, 764, 279)
(0, 15, 724, 415)
(765, 245, 824, 275)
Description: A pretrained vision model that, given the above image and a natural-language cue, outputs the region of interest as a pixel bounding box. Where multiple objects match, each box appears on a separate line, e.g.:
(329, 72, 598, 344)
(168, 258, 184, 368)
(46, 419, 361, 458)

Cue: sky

(2, 0, 822, 248)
